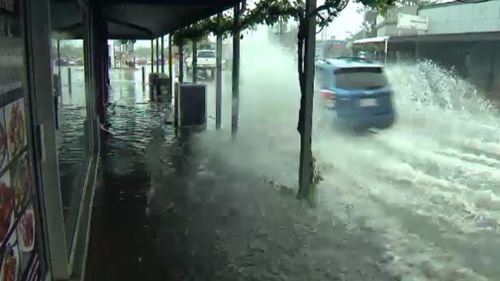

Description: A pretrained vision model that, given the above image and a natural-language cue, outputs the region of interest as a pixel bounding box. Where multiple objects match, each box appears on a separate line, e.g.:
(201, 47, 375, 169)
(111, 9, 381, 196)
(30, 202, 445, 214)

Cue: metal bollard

(68, 67, 72, 95)
(174, 82, 179, 129)
(142, 66, 146, 90)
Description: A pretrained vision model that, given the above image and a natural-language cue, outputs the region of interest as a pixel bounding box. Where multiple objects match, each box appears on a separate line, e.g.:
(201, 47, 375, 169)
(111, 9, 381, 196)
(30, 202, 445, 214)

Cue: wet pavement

(56, 66, 89, 237)
(84, 68, 394, 281)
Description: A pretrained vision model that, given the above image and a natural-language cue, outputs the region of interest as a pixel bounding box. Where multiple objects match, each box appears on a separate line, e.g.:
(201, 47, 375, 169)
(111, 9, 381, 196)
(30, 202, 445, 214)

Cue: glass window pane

(51, 39, 90, 252)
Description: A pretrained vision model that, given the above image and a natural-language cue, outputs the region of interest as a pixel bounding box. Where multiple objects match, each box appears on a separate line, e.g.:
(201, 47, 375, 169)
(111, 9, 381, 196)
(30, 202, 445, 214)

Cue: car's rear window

(334, 67, 389, 90)
(198, 51, 215, 58)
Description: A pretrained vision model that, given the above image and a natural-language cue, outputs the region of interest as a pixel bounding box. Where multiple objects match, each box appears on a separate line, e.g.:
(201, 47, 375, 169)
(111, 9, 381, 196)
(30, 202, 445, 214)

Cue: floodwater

(195, 30, 500, 280)
(316, 62, 500, 281)
(83, 30, 500, 280)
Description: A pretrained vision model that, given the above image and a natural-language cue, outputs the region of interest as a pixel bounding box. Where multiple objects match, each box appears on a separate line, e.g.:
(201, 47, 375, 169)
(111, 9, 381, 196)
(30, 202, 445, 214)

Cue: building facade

(374, 1, 500, 96)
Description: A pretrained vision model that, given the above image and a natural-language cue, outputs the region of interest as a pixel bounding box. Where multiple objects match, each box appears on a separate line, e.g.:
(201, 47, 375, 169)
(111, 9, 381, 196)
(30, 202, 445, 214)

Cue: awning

(51, 0, 243, 39)
(353, 36, 389, 44)
(388, 31, 500, 43)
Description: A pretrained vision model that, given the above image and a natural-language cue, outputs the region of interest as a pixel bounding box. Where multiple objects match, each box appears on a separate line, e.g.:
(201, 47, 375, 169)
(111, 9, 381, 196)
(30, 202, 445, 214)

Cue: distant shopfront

(351, 36, 389, 64)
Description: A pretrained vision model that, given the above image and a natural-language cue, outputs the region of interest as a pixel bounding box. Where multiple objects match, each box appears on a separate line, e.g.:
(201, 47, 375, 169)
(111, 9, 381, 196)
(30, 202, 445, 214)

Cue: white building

(370, 0, 500, 96)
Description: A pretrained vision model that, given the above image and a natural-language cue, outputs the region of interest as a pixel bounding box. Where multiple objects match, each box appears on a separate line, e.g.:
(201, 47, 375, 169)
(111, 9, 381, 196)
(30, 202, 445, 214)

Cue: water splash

(195, 30, 500, 280)
(387, 60, 496, 115)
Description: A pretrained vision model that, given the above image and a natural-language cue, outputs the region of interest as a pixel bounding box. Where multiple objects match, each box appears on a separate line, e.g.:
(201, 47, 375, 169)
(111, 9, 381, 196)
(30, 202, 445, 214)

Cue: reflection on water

(57, 66, 87, 211)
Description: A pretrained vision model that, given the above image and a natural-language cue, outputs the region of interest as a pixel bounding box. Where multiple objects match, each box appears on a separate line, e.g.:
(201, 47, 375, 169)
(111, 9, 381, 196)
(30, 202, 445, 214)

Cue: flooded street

(196, 32, 500, 280)
(313, 61, 500, 280)
(81, 32, 500, 280)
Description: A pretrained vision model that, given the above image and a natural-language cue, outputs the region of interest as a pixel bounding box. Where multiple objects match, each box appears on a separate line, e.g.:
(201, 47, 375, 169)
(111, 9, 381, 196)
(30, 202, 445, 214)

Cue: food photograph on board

(0, 233, 19, 281)
(0, 110, 8, 171)
(5, 100, 26, 160)
(0, 174, 14, 247)
(16, 204, 34, 253)
(9, 154, 31, 215)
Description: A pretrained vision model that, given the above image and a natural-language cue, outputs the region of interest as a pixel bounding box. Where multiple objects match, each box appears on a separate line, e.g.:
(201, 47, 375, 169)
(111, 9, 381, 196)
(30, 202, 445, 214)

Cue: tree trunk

(297, 21, 305, 135)
(296, 19, 315, 199)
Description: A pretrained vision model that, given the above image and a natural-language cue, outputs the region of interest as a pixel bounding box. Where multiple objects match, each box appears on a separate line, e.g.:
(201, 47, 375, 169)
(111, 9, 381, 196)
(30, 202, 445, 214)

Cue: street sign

(397, 13, 429, 31)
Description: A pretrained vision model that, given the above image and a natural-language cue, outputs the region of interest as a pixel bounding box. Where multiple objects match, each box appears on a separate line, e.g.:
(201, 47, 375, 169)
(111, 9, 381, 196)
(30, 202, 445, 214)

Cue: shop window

(51, 39, 92, 253)
(1, 3, 47, 278)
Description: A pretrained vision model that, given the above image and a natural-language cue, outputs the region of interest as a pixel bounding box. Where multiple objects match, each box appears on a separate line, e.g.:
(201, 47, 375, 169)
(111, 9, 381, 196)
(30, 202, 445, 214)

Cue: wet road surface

(84, 68, 394, 281)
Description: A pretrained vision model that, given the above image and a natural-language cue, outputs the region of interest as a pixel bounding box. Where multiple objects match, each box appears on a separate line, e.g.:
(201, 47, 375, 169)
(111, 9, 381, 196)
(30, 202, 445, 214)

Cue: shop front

(1, 0, 101, 280)
(352, 36, 389, 64)
(1, 0, 51, 280)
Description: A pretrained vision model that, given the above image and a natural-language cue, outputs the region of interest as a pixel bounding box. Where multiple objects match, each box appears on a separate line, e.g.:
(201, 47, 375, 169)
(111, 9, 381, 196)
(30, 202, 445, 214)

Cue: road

(198, 34, 500, 280)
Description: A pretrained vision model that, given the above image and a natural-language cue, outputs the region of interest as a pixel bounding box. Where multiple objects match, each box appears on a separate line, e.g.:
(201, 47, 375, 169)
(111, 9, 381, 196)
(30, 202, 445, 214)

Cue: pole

(216, 13, 223, 130)
(179, 44, 184, 83)
(168, 34, 173, 89)
(156, 37, 160, 73)
(161, 35, 165, 73)
(298, 0, 317, 200)
(192, 41, 198, 83)
(231, 3, 241, 137)
(384, 38, 388, 66)
(57, 40, 62, 92)
(150, 39, 154, 74)
(142, 66, 146, 89)
(120, 43, 125, 68)
(56, 40, 61, 131)
(68, 67, 72, 95)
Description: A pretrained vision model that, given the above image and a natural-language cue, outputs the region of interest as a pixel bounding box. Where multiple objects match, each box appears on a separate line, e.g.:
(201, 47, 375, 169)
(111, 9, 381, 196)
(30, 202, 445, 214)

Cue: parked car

(186, 49, 216, 79)
(315, 57, 395, 130)
(136, 58, 147, 65)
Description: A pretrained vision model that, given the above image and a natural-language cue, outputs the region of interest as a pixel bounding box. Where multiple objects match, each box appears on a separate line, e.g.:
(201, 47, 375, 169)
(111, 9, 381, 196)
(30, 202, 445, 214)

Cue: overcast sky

(324, 1, 364, 39)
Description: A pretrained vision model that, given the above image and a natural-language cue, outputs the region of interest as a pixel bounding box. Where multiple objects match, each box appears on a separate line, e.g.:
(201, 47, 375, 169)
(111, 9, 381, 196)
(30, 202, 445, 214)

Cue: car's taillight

(320, 89, 336, 100)
(320, 89, 336, 108)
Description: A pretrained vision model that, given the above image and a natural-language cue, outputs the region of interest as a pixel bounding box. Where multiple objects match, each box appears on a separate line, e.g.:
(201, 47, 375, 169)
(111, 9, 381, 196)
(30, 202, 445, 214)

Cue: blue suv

(315, 57, 395, 130)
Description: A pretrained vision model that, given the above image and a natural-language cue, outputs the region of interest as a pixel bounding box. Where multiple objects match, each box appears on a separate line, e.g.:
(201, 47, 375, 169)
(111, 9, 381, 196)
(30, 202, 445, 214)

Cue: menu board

(1, 1, 46, 281)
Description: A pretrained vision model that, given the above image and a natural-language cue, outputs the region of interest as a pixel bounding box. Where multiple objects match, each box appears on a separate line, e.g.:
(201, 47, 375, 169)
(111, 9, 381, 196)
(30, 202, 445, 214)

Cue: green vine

(172, 0, 395, 46)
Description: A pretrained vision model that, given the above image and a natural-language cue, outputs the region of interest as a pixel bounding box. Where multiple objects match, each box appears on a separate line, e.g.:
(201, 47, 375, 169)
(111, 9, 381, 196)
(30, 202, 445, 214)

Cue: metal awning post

(231, 3, 241, 137)
(298, 0, 317, 200)
(57, 40, 62, 92)
(68, 67, 72, 95)
(168, 34, 173, 94)
(156, 37, 160, 73)
(192, 40, 198, 83)
(179, 43, 184, 83)
(150, 39, 154, 74)
(161, 35, 165, 73)
(216, 13, 223, 130)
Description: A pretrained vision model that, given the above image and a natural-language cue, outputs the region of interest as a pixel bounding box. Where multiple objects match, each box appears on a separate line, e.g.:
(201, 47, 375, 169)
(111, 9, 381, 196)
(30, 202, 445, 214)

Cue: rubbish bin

(178, 83, 206, 129)
(157, 74, 171, 100)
